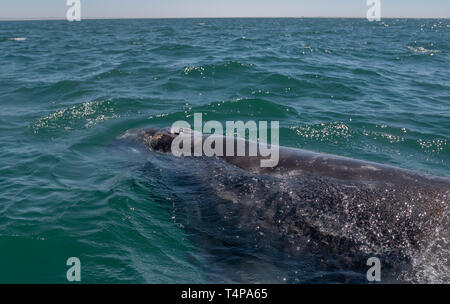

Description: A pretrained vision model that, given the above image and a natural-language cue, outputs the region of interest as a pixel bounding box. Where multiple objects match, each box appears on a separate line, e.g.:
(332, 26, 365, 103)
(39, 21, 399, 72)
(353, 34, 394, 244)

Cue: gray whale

(116, 127, 449, 283)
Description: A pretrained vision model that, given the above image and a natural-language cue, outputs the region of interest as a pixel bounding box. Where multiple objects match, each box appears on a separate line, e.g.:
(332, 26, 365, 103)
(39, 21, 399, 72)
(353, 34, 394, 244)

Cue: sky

(0, 0, 449, 20)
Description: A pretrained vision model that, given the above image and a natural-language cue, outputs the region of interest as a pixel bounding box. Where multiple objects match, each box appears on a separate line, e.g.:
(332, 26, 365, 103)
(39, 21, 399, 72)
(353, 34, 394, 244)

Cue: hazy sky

(0, 0, 449, 20)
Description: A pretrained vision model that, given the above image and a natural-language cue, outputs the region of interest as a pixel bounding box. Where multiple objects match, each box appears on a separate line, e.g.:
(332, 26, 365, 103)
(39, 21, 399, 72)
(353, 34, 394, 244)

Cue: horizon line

(0, 16, 449, 22)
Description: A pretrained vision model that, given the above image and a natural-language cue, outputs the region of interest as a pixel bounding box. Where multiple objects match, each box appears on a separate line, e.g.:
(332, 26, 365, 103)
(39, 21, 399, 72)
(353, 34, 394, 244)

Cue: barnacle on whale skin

(149, 132, 175, 153)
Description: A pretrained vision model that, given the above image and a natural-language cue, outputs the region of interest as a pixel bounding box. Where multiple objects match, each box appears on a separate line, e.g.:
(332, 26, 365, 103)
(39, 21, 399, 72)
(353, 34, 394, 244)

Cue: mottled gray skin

(118, 127, 449, 283)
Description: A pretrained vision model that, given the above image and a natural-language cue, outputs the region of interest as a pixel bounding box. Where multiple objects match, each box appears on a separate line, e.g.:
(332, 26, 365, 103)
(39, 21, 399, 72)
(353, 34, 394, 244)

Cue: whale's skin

(116, 127, 450, 283)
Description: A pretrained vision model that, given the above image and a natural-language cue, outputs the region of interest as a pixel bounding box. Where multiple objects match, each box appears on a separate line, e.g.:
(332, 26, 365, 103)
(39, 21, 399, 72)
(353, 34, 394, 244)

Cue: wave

(407, 46, 440, 55)
(30, 99, 147, 134)
(150, 43, 208, 56)
(9, 37, 27, 41)
(183, 61, 254, 78)
(146, 98, 298, 125)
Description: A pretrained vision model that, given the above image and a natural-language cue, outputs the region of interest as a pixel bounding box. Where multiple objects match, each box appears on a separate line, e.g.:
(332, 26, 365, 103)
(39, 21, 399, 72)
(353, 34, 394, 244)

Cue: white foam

(407, 46, 439, 54)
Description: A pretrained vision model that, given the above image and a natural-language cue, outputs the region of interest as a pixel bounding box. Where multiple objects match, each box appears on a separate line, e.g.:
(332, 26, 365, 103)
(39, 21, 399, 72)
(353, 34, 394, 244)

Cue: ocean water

(0, 18, 449, 283)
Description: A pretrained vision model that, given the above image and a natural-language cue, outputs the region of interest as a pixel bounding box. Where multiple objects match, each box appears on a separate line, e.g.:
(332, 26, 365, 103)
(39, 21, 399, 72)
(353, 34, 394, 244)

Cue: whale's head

(117, 127, 194, 153)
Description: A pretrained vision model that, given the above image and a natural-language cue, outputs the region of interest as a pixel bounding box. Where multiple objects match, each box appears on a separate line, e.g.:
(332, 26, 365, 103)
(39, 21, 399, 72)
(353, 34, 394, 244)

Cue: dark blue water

(0, 18, 448, 283)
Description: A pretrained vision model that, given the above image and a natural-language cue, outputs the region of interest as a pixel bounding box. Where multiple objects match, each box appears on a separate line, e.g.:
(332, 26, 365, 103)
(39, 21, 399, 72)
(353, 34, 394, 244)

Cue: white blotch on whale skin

(117, 131, 134, 139)
(360, 165, 381, 171)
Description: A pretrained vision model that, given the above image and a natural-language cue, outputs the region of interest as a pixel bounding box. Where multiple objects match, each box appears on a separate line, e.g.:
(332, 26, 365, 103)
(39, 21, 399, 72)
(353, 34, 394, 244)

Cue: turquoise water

(0, 18, 449, 283)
